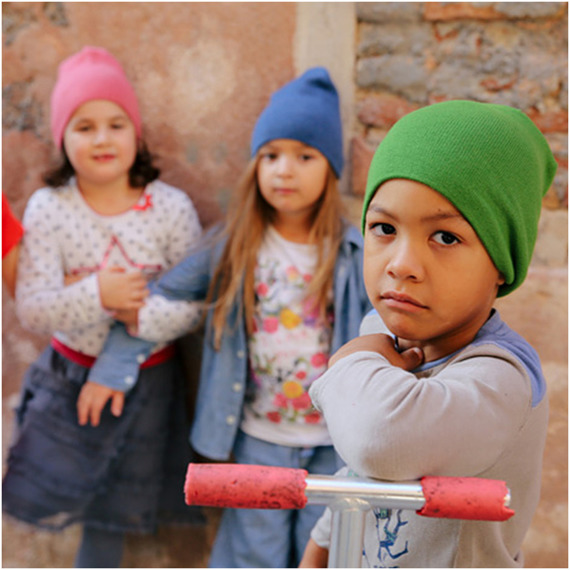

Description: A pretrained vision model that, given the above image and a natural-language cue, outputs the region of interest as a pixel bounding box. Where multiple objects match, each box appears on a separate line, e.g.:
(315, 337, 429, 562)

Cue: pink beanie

(50, 46, 142, 148)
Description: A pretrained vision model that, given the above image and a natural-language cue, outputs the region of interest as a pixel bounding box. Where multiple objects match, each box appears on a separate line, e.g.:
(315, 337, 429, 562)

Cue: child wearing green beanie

(300, 100, 557, 568)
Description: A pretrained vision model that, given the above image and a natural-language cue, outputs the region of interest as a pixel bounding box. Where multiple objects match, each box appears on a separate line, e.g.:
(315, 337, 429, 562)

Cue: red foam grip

(418, 476, 515, 521)
(184, 463, 309, 509)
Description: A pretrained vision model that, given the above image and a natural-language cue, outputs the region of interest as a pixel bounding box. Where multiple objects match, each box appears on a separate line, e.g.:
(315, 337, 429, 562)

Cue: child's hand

(64, 271, 90, 286)
(98, 266, 149, 311)
(77, 380, 125, 427)
(329, 333, 423, 371)
(112, 308, 139, 327)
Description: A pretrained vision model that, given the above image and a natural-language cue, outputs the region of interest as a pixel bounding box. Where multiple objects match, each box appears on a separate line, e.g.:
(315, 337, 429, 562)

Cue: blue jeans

(208, 430, 343, 568)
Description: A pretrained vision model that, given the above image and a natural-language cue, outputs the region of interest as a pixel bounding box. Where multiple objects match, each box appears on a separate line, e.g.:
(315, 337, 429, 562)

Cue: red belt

(51, 337, 176, 369)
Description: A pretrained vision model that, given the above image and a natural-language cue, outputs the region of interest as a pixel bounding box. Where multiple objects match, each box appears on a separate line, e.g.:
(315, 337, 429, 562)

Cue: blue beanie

(250, 67, 344, 178)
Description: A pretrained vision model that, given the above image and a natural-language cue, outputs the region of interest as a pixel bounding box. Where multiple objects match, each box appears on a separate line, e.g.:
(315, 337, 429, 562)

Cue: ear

(497, 272, 506, 286)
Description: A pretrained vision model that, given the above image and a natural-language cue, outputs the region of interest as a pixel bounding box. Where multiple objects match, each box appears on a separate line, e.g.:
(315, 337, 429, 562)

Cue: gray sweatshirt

(309, 310, 548, 567)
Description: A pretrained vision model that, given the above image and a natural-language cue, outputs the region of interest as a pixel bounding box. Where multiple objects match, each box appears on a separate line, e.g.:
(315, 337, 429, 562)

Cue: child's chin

(384, 321, 425, 341)
(379, 313, 422, 340)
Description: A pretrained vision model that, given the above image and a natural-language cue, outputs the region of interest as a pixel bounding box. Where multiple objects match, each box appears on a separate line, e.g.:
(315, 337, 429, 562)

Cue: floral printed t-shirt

(241, 225, 334, 447)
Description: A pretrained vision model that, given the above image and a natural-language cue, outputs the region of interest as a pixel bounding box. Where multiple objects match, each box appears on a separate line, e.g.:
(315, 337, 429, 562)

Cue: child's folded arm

(15, 193, 111, 334)
(88, 322, 155, 391)
(135, 296, 203, 342)
(309, 347, 531, 481)
(129, 238, 212, 341)
(88, 237, 214, 390)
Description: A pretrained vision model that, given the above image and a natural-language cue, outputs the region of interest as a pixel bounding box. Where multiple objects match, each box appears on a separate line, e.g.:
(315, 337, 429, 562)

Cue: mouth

(381, 291, 427, 311)
(92, 154, 116, 162)
(274, 187, 296, 195)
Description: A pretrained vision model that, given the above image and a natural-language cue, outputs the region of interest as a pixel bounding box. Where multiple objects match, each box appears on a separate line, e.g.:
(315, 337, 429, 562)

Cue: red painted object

(184, 463, 514, 522)
(184, 463, 309, 509)
(418, 476, 515, 521)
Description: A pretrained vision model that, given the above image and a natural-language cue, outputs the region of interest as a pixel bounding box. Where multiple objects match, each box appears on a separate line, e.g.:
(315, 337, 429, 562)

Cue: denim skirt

(2, 345, 204, 533)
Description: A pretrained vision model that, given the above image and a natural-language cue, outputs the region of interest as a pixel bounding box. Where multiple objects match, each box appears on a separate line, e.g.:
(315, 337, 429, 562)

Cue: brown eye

(433, 231, 459, 245)
(369, 223, 395, 236)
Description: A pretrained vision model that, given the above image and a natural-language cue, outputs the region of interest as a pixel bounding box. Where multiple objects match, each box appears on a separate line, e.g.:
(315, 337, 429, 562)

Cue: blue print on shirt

(365, 508, 409, 568)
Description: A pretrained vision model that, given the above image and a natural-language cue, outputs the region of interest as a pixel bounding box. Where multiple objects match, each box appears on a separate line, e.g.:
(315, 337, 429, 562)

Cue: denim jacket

(90, 222, 371, 460)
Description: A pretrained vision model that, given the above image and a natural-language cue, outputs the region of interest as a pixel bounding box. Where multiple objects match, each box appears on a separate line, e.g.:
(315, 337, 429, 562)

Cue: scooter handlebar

(184, 463, 309, 509)
(184, 463, 514, 521)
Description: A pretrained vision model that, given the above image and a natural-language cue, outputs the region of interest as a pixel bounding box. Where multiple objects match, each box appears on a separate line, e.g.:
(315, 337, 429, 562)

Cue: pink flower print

(250, 369, 262, 388)
(263, 317, 279, 333)
(303, 273, 312, 284)
(291, 392, 312, 411)
(304, 411, 322, 424)
(302, 296, 319, 320)
(311, 352, 328, 368)
(273, 393, 288, 409)
(267, 411, 281, 423)
(286, 266, 300, 282)
(295, 370, 307, 381)
(256, 282, 269, 297)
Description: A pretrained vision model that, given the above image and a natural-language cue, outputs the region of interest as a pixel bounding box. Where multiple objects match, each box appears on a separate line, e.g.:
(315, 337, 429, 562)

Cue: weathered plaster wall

(2, 2, 567, 568)
(2, 2, 298, 567)
(2, 1, 296, 397)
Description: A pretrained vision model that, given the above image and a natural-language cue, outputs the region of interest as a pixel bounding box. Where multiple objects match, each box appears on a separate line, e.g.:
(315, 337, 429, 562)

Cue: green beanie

(362, 100, 557, 297)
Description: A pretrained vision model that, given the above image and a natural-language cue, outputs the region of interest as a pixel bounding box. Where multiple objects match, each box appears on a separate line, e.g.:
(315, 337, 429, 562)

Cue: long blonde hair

(207, 155, 345, 349)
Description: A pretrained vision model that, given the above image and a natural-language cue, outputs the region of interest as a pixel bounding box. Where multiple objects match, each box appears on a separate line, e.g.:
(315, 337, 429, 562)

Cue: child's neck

(77, 176, 144, 216)
(272, 215, 313, 244)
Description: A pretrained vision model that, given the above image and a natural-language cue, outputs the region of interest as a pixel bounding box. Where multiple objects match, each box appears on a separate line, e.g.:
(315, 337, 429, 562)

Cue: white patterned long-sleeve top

(15, 178, 203, 357)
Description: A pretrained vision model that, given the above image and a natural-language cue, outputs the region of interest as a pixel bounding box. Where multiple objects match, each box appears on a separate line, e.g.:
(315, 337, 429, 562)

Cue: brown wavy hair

(207, 155, 345, 349)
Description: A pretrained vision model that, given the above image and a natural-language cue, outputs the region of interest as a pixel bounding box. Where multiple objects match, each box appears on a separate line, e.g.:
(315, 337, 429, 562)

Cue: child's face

(257, 139, 329, 225)
(363, 178, 505, 358)
(63, 100, 137, 190)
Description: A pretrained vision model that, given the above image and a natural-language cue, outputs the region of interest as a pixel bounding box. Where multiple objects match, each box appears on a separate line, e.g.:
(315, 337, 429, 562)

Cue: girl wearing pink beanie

(2, 46, 204, 567)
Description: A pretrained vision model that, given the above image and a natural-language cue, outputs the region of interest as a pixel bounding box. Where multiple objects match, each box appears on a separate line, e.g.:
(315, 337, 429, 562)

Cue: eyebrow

(367, 204, 469, 224)
(260, 141, 314, 152)
(73, 114, 128, 124)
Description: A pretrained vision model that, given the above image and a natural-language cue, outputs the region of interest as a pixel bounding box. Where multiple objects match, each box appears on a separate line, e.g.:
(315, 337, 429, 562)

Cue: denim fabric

(89, 223, 371, 460)
(208, 431, 345, 568)
(2, 347, 204, 532)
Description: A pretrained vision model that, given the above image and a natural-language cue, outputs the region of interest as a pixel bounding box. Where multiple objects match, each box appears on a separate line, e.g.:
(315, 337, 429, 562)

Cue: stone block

(357, 22, 432, 57)
(495, 2, 567, 20)
(424, 2, 505, 22)
(350, 136, 376, 197)
(533, 209, 569, 269)
(527, 109, 569, 133)
(356, 2, 422, 23)
(357, 92, 419, 128)
(357, 55, 429, 103)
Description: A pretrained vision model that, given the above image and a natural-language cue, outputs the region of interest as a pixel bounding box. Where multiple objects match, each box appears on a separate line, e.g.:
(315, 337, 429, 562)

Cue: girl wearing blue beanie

(81, 67, 371, 567)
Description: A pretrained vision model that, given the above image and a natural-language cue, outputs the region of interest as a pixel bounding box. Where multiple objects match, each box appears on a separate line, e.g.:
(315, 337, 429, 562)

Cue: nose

(385, 238, 424, 281)
(275, 154, 293, 177)
(93, 126, 109, 145)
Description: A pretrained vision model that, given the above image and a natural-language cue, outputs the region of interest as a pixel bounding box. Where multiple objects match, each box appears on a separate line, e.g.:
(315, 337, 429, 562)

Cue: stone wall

(2, 2, 568, 568)
(351, 2, 568, 210)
